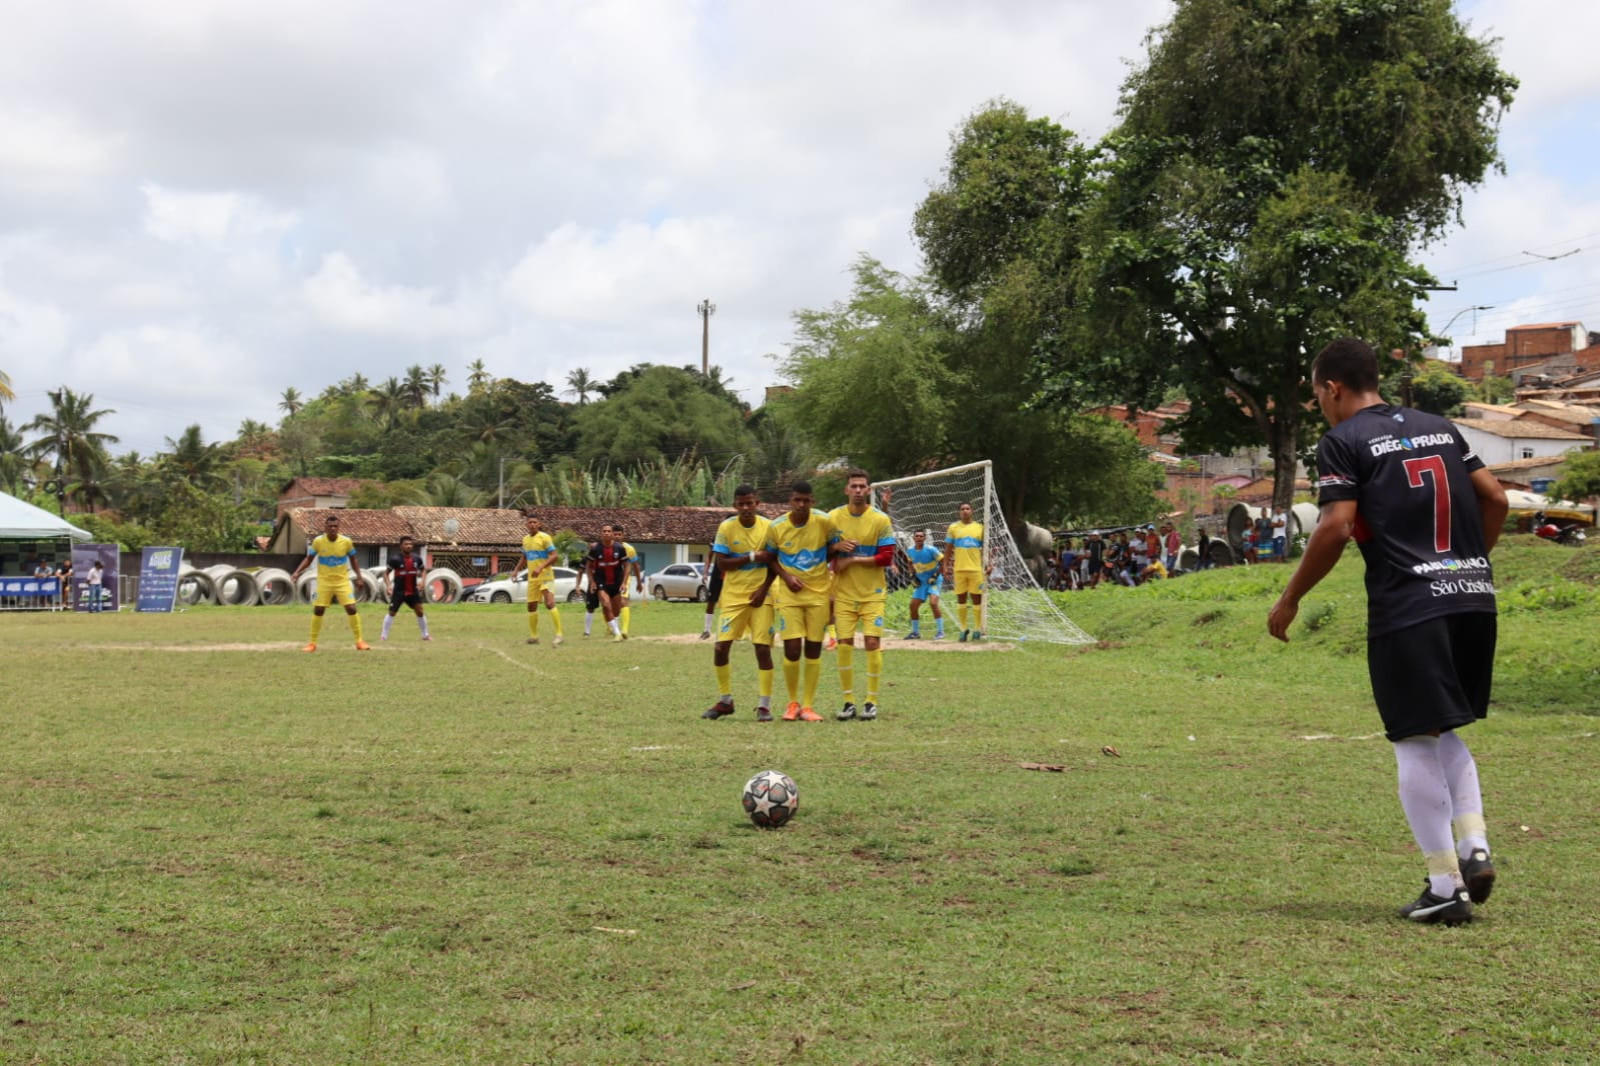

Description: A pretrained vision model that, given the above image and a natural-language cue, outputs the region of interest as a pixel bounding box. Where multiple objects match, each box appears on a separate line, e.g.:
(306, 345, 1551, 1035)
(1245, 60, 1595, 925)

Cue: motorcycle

(1533, 512, 1588, 546)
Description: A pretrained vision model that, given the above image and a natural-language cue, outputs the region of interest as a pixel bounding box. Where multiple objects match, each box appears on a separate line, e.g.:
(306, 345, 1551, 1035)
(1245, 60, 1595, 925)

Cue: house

(266, 503, 788, 583)
(1458, 321, 1600, 382)
(1484, 455, 1572, 492)
(1449, 417, 1592, 465)
(275, 477, 382, 519)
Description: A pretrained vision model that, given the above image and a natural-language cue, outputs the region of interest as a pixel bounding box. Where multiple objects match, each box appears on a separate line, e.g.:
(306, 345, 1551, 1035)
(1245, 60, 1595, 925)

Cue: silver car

(463, 566, 582, 604)
(647, 562, 708, 602)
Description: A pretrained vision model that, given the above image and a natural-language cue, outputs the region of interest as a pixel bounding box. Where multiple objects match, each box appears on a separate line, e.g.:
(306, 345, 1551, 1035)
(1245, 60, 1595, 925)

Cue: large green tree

(573, 365, 751, 469)
(1044, 0, 1516, 511)
(25, 387, 119, 512)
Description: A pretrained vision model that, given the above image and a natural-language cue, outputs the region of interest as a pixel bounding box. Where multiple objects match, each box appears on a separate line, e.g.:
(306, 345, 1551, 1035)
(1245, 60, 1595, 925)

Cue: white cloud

(141, 183, 297, 245)
(303, 252, 487, 339)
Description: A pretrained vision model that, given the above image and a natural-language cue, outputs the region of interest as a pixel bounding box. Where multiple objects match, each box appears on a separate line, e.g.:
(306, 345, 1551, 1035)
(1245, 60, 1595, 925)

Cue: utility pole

(697, 298, 716, 375)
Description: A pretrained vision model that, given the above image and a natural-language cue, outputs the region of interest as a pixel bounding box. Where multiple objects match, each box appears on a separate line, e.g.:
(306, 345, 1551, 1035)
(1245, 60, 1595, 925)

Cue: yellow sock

(550, 607, 563, 636)
(758, 666, 774, 698)
(620, 605, 631, 635)
(309, 613, 325, 644)
(528, 610, 539, 638)
(836, 643, 855, 701)
(714, 661, 733, 697)
(803, 657, 821, 707)
(958, 603, 970, 630)
(866, 648, 883, 702)
(349, 612, 364, 643)
(782, 658, 800, 701)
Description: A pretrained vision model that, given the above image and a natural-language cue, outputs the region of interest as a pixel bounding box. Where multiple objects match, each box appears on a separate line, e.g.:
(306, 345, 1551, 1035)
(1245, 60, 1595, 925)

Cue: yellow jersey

(308, 534, 358, 590)
(946, 520, 985, 573)
(712, 515, 773, 604)
(828, 504, 895, 601)
(522, 532, 556, 582)
(765, 512, 837, 607)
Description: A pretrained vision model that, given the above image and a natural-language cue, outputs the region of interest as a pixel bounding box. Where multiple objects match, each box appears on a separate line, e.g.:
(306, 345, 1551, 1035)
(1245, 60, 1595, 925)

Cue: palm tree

(0, 413, 27, 495)
(340, 372, 370, 397)
(372, 377, 407, 428)
(427, 363, 448, 398)
(161, 424, 224, 491)
(467, 359, 491, 393)
(278, 387, 303, 417)
(403, 365, 429, 409)
(105, 452, 163, 524)
(25, 387, 119, 512)
(0, 368, 14, 406)
(565, 368, 596, 405)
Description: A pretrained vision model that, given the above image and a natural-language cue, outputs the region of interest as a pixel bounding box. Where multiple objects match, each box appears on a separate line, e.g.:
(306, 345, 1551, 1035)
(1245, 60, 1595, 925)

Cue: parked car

(647, 562, 708, 602)
(462, 566, 582, 604)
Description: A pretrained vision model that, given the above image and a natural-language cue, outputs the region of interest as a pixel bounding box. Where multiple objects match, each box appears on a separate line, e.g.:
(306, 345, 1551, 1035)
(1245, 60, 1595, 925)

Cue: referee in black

(1269, 337, 1508, 926)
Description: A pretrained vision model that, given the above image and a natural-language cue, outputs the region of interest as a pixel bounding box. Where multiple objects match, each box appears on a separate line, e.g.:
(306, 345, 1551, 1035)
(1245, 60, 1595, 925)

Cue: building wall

(1454, 425, 1588, 465)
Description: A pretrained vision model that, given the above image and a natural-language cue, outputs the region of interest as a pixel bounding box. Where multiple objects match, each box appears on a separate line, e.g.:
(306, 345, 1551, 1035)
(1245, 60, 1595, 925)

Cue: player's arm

(1267, 499, 1356, 642)
(346, 549, 363, 585)
(290, 545, 315, 580)
(1470, 467, 1509, 552)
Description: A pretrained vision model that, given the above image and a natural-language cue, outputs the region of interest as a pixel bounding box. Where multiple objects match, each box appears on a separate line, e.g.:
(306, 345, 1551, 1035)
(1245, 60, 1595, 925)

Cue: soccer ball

(742, 770, 799, 829)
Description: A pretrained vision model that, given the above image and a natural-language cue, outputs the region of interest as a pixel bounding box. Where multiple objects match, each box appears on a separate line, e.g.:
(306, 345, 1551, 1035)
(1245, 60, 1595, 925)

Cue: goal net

(873, 460, 1095, 645)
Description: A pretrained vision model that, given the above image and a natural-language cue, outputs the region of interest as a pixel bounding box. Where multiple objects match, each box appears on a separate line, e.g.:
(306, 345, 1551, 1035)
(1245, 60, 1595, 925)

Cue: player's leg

(341, 594, 368, 649)
(834, 599, 859, 719)
(906, 590, 923, 638)
(382, 592, 402, 640)
(584, 587, 598, 636)
(704, 603, 742, 718)
(541, 586, 563, 643)
(1439, 613, 1497, 902)
(601, 587, 622, 639)
(798, 604, 826, 720)
(751, 605, 776, 721)
(618, 589, 632, 638)
(860, 611, 885, 718)
(526, 594, 540, 643)
(929, 591, 944, 638)
(1371, 618, 1480, 923)
(777, 606, 803, 718)
(823, 595, 837, 651)
(970, 590, 984, 640)
(306, 601, 328, 651)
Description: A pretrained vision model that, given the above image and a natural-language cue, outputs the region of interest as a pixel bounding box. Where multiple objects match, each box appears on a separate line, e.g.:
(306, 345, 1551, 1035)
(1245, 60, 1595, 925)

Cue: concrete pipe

(1290, 502, 1320, 540)
(251, 567, 297, 606)
(206, 565, 261, 607)
(425, 568, 463, 605)
(176, 567, 216, 606)
(296, 570, 318, 605)
(354, 571, 383, 603)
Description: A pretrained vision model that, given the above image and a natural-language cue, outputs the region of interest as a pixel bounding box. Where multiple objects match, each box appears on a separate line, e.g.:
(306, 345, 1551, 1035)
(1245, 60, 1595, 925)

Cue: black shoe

(904, 631, 920, 640)
(1398, 883, 1473, 925)
(1461, 850, 1496, 904)
(859, 702, 877, 721)
(957, 630, 969, 643)
(837, 701, 857, 721)
(755, 706, 774, 723)
(701, 701, 734, 720)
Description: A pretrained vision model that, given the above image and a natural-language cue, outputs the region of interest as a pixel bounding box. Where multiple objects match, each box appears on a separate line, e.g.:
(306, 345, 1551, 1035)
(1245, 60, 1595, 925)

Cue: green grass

(3, 536, 1598, 1063)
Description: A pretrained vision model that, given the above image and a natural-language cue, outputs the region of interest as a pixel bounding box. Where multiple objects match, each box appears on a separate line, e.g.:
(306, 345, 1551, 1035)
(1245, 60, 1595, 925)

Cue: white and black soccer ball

(742, 770, 799, 829)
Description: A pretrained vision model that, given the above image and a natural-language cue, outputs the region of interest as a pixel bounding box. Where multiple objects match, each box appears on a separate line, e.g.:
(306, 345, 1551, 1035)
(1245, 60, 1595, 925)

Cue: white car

(462, 566, 582, 604)
(647, 562, 708, 602)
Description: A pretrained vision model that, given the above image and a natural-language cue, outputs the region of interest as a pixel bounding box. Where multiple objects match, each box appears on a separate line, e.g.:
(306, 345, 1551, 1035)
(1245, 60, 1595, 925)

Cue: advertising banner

(136, 546, 185, 613)
(71, 543, 120, 613)
(0, 575, 60, 599)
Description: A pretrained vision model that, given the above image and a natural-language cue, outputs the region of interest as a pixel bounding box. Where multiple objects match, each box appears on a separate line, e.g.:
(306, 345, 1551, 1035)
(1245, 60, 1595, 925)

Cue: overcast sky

(2, 0, 1596, 457)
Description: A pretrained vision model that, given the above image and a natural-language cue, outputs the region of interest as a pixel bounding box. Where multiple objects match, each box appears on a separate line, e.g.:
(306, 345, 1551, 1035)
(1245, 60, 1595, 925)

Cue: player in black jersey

(1270, 338, 1508, 925)
(586, 525, 628, 642)
(381, 536, 432, 642)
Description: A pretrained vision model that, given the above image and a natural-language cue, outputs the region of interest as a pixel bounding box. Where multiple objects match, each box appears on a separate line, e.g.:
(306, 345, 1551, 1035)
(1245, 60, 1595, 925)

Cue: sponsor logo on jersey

(1430, 578, 1496, 597)
(1369, 432, 1455, 458)
(1411, 556, 1490, 575)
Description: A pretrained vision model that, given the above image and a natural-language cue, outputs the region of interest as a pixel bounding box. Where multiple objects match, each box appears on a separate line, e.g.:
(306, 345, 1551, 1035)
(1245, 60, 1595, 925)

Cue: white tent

(0, 491, 93, 541)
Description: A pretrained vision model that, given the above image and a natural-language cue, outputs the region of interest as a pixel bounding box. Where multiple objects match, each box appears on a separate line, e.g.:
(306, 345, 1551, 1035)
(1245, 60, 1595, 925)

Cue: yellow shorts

(314, 584, 356, 608)
(776, 601, 830, 643)
(833, 597, 887, 639)
(717, 601, 774, 645)
(954, 571, 985, 597)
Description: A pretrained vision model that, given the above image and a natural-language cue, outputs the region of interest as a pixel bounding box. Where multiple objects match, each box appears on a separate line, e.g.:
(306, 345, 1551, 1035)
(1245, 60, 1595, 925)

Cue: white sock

(585, 611, 594, 635)
(418, 615, 429, 637)
(610, 618, 621, 636)
(1394, 735, 1460, 897)
(381, 615, 393, 639)
(703, 614, 713, 634)
(1437, 730, 1489, 859)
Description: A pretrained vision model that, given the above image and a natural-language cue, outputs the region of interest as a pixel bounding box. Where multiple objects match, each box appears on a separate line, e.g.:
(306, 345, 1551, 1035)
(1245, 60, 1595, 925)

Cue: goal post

(872, 460, 1095, 645)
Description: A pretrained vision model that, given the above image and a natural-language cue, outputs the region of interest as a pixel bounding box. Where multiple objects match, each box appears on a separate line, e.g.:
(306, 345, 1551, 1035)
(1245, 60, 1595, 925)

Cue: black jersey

(1314, 403, 1495, 637)
(587, 541, 627, 587)
(387, 551, 425, 597)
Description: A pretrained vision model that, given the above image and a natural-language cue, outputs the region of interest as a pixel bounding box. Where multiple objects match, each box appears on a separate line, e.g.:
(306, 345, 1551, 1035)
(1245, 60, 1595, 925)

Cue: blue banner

(0, 576, 60, 598)
(137, 546, 185, 613)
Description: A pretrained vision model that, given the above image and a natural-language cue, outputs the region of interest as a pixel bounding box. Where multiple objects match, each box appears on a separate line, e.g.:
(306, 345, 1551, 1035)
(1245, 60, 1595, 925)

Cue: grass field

(3, 537, 1598, 1064)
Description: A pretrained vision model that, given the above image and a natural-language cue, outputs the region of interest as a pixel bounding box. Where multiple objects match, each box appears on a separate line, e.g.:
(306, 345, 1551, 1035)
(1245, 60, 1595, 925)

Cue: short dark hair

(400, 535, 414, 545)
(846, 468, 869, 483)
(733, 483, 756, 498)
(791, 480, 813, 497)
(1313, 337, 1380, 392)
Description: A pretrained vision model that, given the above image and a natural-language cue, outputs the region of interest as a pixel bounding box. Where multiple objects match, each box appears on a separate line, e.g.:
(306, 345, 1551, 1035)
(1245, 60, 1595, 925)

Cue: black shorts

(388, 588, 423, 610)
(1368, 612, 1496, 742)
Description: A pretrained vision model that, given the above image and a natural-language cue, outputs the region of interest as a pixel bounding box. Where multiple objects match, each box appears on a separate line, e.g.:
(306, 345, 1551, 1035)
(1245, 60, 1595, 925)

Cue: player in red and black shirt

(1269, 338, 1508, 926)
(586, 525, 628, 641)
(381, 536, 432, 642)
